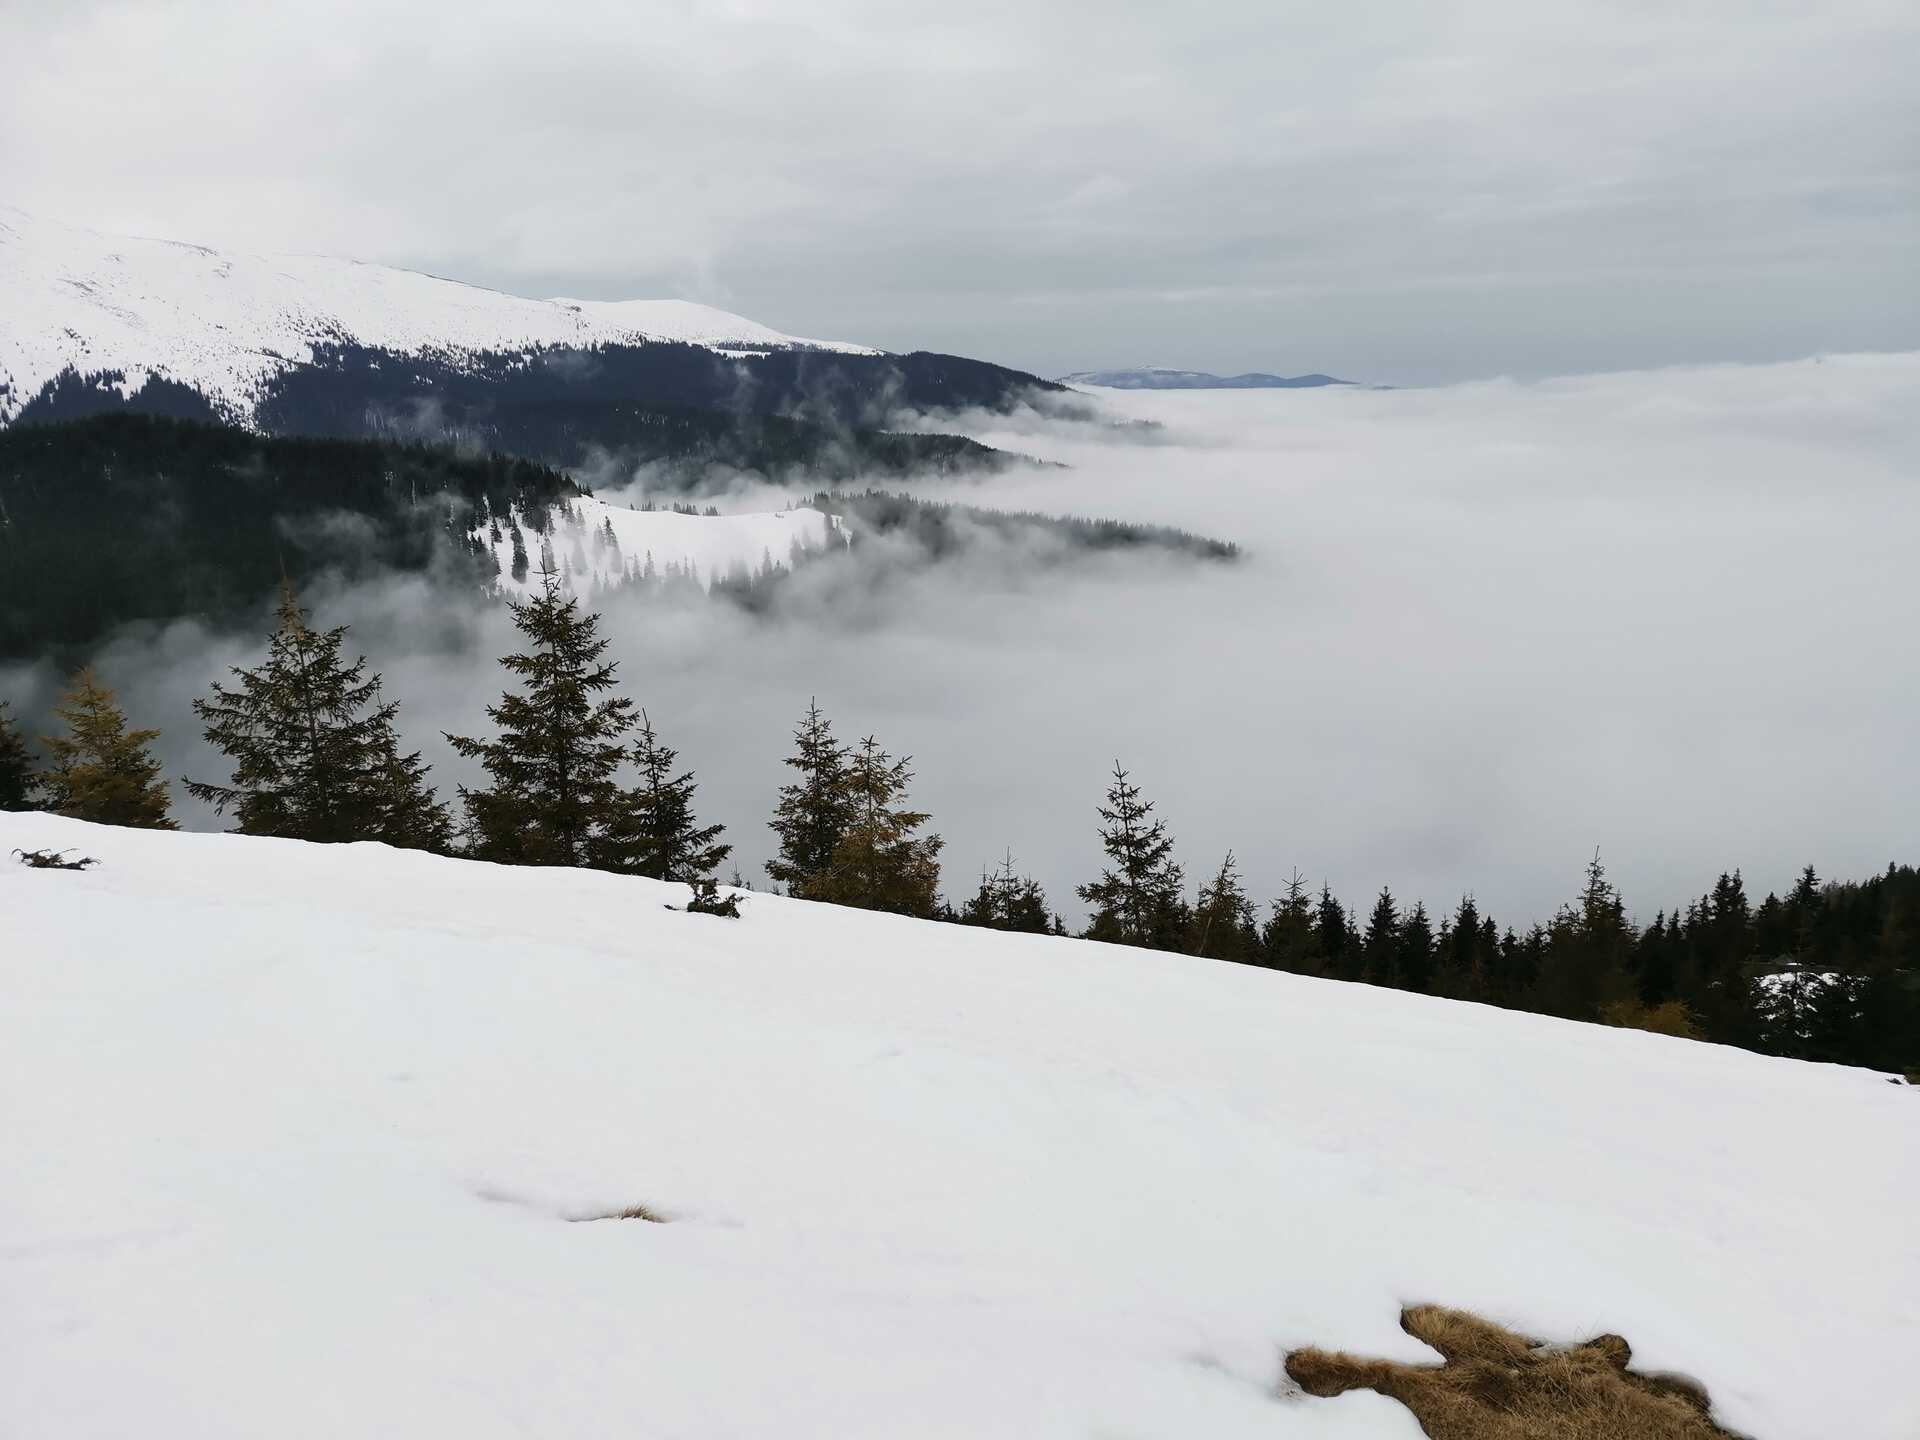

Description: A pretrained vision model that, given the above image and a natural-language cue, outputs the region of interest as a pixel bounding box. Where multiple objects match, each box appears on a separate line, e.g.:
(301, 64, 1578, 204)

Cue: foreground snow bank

(2, 813, 1912, 1439)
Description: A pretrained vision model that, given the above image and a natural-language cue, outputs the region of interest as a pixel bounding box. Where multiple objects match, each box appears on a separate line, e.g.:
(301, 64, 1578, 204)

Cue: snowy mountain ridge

(0, 206, 878, 427)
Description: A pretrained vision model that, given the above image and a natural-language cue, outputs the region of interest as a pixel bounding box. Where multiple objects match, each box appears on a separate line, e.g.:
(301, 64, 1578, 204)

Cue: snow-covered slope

(3, 813, 1913, 1439)
(495, 494, 844, 595)
(0, 206, 878, 426)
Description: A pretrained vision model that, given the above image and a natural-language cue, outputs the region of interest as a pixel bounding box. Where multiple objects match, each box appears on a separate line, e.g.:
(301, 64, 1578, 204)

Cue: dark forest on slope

(0, 416, 1236, 658)
(13, 339, 1060, 481)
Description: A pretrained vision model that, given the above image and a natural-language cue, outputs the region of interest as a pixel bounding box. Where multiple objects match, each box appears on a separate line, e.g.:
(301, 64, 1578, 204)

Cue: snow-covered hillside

(493, 495, 844, 596)
(0, 206, 877, 426)
(3, 813, 1913, 1439)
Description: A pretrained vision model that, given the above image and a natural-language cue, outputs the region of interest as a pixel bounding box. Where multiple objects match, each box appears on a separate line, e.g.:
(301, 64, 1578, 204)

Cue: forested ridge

(14, 339, 1049, 480)
(0, 417, 1237, 657)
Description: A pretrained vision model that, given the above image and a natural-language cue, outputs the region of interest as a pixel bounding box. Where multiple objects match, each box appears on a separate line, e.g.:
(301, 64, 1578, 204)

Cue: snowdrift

(2, 812, 1912, 1438)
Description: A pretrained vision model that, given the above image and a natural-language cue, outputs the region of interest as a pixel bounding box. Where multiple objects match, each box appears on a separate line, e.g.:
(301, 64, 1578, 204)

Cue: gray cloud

(2, 1, 1914, 381)
(7, 352, 1915, 930)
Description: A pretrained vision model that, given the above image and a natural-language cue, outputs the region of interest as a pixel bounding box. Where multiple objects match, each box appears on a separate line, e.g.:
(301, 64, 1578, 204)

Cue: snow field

(1, 811, 1914, 1438)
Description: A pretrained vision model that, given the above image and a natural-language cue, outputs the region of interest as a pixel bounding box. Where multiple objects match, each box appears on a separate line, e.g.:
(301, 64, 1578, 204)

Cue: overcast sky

(3, 0, 1914, 382)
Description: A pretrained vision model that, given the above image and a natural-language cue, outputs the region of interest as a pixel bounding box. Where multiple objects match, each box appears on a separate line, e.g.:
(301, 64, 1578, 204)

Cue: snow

(0, 206, 879, 426)
(491, 495, 844, 596)
(3, 812, 1913, 1439)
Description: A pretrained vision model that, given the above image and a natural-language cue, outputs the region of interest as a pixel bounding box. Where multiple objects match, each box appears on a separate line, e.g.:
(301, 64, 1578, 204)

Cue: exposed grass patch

(13, 848, 98, 870)
(569, 1203, 667, 1224)
(1285, 1304, 1742, 1439)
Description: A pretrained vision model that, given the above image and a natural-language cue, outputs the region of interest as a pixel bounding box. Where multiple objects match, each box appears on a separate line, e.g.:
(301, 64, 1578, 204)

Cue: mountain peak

(0, 207, 878, 426)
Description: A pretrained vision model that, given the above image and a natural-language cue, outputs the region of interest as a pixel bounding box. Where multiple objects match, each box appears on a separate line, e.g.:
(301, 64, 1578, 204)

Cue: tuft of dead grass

(569, 1203, 666, 1223)
(13, 847, 98, 870)
(1285, 1304, 1742, 1439)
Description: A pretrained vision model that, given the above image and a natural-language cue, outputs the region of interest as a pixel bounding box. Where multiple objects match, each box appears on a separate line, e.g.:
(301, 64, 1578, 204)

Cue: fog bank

(7, 352, 1916, 929)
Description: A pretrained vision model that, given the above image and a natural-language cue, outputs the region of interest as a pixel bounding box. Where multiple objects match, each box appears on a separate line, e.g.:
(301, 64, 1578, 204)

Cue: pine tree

(960, 851, 1058, 934)
(808, 737, 943, 916)
(1262, 871, 1323, 974)
(1437, 895, 1488, 999)
(39, 667, 176, 829)
(447, 571, 635, 866)
(605, 709, 731, 882)
(1317, 884, 1358, 981)
(509, 514, 530, 585)
(188, 587, 449, 849)
(1077, 763, 1186, 949)
(1397, 901, 1437, 992)
(0, 700, 39, 810)
(1190, 850, 1260, 962)
(1531, 851, 1636, 1021)
(766, 699, 852, 894)
(1361, 887, 1400, 985)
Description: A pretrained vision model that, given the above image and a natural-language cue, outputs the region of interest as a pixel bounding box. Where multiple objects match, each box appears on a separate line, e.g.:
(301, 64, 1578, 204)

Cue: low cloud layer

(4, 2, 1914, 382)
(6, 352, 1917, 929)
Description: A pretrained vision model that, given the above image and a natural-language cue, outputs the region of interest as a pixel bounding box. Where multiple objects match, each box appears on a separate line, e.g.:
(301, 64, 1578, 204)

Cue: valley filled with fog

(9, 350, 1913, 929)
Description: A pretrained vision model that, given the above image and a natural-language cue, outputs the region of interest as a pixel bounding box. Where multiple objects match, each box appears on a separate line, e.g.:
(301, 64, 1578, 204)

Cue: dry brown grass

(1285, 1304, 1742, 1439)
(569, 1203, 666, 1223)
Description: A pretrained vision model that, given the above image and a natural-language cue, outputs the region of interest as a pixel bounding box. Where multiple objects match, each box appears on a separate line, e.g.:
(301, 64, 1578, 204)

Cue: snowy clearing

(490, 496, 843, 596)
(2, 812, 1913, 1439)
(0, 207, 876, 426)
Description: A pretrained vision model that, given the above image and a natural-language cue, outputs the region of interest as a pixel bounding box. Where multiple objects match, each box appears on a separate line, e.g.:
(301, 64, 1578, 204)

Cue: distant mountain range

(1058, 367, 1356, 390)
(0, 207, 1058, 478)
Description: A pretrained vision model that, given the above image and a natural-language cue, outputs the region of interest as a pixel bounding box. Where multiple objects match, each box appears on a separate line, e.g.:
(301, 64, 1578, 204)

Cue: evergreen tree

(1189, 850, 1260, 962)
(1397, 901, 1437, 992)
(39, 667, 176, 829)
(447, 571, 635, 866)
(959, 851, 1059, 934)
(0, 700, 39, 810)
(1682, 870, 1761, 1046)
(1437, 895, 1489, 999)
(1077, 763, 1186, 949)
(606, 710, 731, 882)
(766, 699, 852, 894)
(509, 514, 530, 585)
(808, 737, 943, 916)
(1317, 884, 1358, 981)
(188, 587, 449, 849)
(1531, 851, 1636, 1021)
(1361, 887, 1400, 985)
(1263, 871, 1323, 974)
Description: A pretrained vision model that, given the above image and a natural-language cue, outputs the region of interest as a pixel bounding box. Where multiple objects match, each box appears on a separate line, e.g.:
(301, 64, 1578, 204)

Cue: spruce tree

(960, 852, 1058, 934)
(189, 587, 449, 849)
(509, 514, 530, 585)
(1531, 851, 1637, 1021)
(448, 571, 636, 866)
(39, 667, 176, 829)
(1397, 901, 1437, 992)
(808, 737, 943, 916)
(1317, 884, 1358, 981)
(606, 709, 731, 882)
(1263, 871, 1323, 974)
(0, 700, 39, 810)
(1361, 887, 1400, 985)
(1077, 763, 1186, 949)
(1189, 850, 1260, 962)
(766, 699, 852, 894)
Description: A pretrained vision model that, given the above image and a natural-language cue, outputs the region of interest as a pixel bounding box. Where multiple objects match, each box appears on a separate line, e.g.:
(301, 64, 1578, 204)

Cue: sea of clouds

(7, 351, 1916, 929)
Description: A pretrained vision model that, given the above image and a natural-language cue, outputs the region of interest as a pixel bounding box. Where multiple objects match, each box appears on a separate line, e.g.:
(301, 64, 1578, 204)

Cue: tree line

(3, 578, 1914, 1077)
